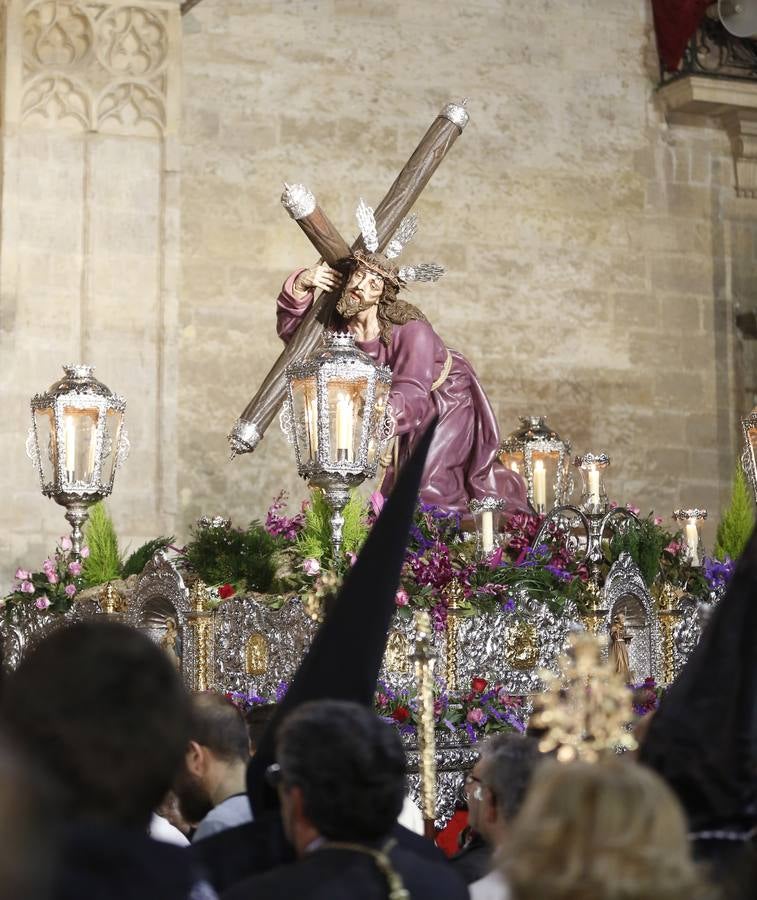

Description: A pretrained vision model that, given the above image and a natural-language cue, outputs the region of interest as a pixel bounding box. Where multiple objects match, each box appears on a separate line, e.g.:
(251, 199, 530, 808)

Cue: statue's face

(337, 264, 385, 318)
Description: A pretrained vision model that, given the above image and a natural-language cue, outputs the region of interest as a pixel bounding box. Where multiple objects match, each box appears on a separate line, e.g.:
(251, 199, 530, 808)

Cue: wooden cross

(228, 99, 470, 457)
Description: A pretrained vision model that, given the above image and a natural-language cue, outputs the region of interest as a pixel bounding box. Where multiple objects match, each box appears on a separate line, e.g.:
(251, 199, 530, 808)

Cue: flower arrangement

(4, 490, 729, 624)
(226, 677, 527, 743)
(3, 536, 87, 617)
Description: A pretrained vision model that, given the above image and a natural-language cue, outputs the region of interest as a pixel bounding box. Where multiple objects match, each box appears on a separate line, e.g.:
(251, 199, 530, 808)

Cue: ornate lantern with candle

(498, 416, 572, 514)
(25, 364, 129, 555)
(740, 408, 757, 502)
(672, 508, 707, 567)
(281, 332, 392, 556)
(575, 452, 610, 514)
(469, 497, 505, 557)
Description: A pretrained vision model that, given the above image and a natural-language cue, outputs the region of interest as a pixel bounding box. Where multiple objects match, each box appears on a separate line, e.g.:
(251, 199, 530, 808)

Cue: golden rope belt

(319, 838, 410, 900)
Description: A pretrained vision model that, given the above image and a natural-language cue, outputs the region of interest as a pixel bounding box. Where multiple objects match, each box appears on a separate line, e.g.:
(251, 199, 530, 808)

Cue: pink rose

(35, 595, 51, 610)
(626, 503, 640, 516)
(42, 559, 55, 573)
(68, 561, 83, 576)
(302, 558, 321, 576)
(347, 552, 358, 567)
(20, 580, 35, 594)
(14, 568, 31, 581)
(653, 516, 663, 526)
(395, 589, 409, 607)
(59, 536, 73, 552)
(46, 572, 59, 585)
(466, 708, 486, 726)
(665, 541, 681, 556)
(64, 584, 77, 598)
(369, 491, 385, 517)
(80, 545, 90, 558)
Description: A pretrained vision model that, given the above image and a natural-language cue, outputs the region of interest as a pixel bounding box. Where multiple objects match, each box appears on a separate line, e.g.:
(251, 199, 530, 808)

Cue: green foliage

(184, 520, 279, 593)
(82, 502, 121, 587)
(608, 516, 668, 587)
(295, 489, 369, 565)
(715, 463, 754, 561)
(122, 537, 174, 578)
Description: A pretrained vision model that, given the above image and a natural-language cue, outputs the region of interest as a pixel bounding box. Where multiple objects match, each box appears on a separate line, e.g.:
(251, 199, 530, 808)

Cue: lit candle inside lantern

(335, 391, 354, 460)
(685, 519, 700, 567)
(508, 460, 520, 473)
(481, 509, 494, 553)
(64, 414, 76, 479)
(87, 426, 97, 478)
(533, 459, 547, 511)
(305, 395, 319, 458)
(588, 466, 600, 508)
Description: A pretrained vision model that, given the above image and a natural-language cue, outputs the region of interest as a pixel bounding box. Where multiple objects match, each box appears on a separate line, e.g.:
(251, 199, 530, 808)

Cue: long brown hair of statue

(338, 253, 427, 346)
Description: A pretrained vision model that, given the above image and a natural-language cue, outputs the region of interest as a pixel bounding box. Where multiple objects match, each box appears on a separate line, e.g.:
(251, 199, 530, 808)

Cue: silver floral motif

(280, 183, 316, 220)
(228, 419, 262, 457)
(439, 98, 470, 130)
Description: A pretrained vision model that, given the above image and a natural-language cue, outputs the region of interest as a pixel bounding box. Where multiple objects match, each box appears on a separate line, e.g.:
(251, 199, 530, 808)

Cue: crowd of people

(0, 426, 753, 899)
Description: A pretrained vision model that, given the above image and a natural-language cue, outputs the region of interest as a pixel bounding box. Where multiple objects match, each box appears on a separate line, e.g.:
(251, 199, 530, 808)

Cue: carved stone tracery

(18, 0, 176, 135)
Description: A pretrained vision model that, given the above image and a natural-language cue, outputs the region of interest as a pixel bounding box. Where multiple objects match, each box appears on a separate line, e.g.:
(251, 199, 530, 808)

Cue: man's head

(271, 699, 406, 854)
(336, 254, 395, 318)
(1, 621, 190, 829)
(335, 252, 427, 344)
(174, 691, 250, 824)
(464, 734, 540, 845)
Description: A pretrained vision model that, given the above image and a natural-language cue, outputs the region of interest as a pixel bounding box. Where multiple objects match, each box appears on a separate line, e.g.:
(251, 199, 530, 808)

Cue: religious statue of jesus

(276, 203, 528, 517)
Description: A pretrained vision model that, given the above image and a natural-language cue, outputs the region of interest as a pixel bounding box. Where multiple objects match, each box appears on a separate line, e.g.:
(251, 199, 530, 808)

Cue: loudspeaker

(719, 0, 757, 38)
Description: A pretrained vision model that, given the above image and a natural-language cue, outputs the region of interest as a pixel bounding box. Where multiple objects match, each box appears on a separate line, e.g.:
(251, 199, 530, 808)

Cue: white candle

(685, 520, 700, 567)
(64, 415, 76, 478)
(306, 395, 319, 458)
(481, 509, 494, 553)
(588, 467, 600, 508)
(87, 425, 97, 478)
(533, 459, 547, 511)
(335, 391, 353, 459)
(508, 460, 520, 474)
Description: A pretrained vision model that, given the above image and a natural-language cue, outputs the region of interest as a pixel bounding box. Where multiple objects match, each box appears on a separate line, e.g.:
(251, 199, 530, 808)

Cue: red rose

(218, 583, 236, 599)
(392, 706, 410, 723)
(471, 677, 488, 694)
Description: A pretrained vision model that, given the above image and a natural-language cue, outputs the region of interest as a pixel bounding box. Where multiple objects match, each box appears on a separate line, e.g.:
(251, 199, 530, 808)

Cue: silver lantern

(26, 364, 130, 554)
(281, 332, 392, 556)
(498, 416, 572, 515)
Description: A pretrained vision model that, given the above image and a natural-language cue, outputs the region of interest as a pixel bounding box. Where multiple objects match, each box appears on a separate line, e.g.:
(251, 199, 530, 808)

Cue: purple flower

(64, 584, 77, 598)
(545, 564, 572, 582)
(275, 681, 288, 703)
(35, 595, 51, 610)
(501, 596, 516, 613)
(302, 558, 321, 576)
(395, 589, 409, 607)
(14, 568, 31, 581)
(20, 580, 35, 594)
(265, 491, 305, 541)
(703, 556, 735, 592)
(68, 561, 83, 576)
(59, 536, 73, 552)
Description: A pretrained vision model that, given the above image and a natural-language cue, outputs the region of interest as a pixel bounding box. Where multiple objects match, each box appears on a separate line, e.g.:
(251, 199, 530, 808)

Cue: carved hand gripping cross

(228, 99, 470, 457)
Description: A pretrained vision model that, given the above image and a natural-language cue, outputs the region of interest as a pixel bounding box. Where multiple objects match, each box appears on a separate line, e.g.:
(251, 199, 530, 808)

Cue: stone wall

(0, 0, 182, 585)
(1, 0, 753, 588)
(178, 0, 752, 548)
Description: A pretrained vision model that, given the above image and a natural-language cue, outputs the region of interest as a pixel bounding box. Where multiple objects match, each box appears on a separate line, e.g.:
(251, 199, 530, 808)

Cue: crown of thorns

(354, 198, 445, 286)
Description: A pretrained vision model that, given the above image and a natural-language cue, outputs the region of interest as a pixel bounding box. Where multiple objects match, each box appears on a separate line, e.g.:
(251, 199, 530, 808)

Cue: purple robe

(277, 271, 528, 517)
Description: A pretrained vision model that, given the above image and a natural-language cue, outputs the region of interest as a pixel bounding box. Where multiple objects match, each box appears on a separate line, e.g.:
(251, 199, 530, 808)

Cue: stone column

(0, 0, 181, 582)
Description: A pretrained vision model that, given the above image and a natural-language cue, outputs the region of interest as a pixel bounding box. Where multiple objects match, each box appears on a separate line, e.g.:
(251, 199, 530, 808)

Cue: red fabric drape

(651, 0, 713, 70)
